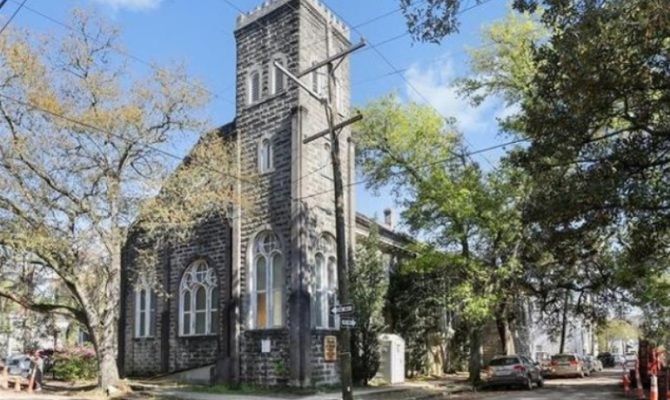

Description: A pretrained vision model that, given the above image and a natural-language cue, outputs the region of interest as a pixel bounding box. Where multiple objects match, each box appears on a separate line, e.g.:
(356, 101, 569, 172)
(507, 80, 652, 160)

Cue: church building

(118, 0, 409, 388)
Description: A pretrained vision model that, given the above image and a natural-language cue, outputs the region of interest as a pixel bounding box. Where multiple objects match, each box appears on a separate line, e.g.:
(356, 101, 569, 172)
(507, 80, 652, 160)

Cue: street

(460, 370, 625, 400)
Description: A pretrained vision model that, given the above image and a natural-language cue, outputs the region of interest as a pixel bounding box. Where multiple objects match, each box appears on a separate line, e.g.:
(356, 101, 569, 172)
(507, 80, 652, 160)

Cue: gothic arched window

(250, 231, 284, 329)
(179, 260, 218, 336)
(312, 234, 338, 329)
(134, 276, 155, 338)
(248, 67, 261, 104)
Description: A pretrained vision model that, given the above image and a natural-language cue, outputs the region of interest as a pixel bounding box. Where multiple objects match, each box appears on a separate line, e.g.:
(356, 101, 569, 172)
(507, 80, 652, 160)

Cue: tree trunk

(98, 345, 120, 390)
(559, 290, 569, 354)
(495, 303, 508, 355)
(468, 326, 482, 384)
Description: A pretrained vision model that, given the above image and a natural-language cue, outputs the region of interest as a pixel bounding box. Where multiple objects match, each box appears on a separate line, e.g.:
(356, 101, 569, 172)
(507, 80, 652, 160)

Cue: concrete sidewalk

(152, 381, 472, 400)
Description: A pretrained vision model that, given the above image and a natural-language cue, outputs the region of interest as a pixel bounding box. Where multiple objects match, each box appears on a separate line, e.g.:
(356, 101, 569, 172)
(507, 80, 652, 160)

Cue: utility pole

(275, 38, 365, 400)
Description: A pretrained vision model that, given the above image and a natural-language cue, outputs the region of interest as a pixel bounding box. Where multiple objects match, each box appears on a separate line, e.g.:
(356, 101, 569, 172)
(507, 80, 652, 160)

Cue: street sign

(330, 303, 354, 315)
(340, 318, 356, 328)
(324, 335, 337, 362)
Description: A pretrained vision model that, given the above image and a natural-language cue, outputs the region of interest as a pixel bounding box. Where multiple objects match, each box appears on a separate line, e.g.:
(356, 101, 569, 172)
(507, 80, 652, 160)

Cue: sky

(2, 0, 514, 228)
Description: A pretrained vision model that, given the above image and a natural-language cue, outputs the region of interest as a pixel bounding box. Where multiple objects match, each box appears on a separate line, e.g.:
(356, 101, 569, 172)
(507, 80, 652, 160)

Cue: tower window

(271, 54, 287, 95)
(258, 137, 274, 173)
(248, 67, 261, 104)
(311, 61, 326, 97)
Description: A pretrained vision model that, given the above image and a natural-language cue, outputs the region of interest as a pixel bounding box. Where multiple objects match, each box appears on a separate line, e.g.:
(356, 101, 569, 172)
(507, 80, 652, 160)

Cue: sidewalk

(149, 376, 473, 400)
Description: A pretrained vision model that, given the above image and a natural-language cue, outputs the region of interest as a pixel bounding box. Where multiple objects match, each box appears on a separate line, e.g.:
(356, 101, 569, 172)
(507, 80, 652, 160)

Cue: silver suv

(483, 355, 544, 390)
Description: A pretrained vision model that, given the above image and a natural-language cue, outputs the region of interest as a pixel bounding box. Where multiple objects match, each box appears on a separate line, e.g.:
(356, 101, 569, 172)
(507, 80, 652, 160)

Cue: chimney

(383, 208, 394, 230)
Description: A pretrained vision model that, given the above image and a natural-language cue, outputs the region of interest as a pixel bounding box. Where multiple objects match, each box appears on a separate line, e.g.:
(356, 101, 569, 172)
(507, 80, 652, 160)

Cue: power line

(328, 0, 502, 168)
(295, 137, 529, 201)
(3, 0, 520, 204)
(0, 0, 26, 36)
(0, 91, 527, 205)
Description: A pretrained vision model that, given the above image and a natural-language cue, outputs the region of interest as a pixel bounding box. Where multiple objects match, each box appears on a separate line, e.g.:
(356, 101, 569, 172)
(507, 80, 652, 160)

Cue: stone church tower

(119, 0, 355, 388)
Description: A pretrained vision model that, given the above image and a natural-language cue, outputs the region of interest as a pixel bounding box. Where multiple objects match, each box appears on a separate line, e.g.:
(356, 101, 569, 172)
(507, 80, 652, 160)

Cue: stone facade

(119, 0, 406, 387)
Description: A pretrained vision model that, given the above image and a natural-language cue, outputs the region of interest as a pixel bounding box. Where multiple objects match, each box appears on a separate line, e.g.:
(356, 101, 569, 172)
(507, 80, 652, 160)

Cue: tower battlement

(236, 0, 349, 37)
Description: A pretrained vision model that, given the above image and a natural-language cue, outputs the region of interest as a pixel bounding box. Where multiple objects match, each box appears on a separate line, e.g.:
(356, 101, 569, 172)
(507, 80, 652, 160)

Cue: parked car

(535, 351, 553, 377)
(597, 352, 615, 368)
(5, 354, 32, 378)
(592, 357, 604, 372)
(584, 355, 602, 373)
(483, 355, 544, 390)
(578, 355, 592, 376)
(547, 354, 587, 378)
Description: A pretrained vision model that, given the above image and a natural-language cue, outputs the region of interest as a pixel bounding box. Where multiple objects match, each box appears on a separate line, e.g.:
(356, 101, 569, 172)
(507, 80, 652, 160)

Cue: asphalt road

(457, 369, 626, 400)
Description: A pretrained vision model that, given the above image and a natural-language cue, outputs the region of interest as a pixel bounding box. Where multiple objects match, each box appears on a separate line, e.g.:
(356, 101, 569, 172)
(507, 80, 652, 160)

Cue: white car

(5, 354, 32, 378)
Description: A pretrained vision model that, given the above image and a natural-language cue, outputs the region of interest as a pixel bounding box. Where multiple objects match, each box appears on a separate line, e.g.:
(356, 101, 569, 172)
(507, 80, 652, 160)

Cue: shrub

(53, 346, 97, 381)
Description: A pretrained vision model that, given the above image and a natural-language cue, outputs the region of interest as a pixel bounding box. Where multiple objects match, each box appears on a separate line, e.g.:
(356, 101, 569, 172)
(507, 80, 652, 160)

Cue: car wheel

(526, 376, 534, 390)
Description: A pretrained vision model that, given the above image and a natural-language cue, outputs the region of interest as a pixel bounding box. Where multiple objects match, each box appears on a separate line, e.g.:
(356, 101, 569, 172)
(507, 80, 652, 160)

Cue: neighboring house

(118, 0, 410, 387)
(481, 300, 598, 365)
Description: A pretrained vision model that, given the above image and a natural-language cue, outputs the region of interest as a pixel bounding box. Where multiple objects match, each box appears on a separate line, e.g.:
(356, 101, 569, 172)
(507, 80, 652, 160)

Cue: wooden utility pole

(275, 39, 365, 400)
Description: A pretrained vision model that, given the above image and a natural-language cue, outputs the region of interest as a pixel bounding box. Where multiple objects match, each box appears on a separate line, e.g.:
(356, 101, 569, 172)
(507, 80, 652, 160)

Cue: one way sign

(340, 318, 356, 328)
(330, 304, 354, 315)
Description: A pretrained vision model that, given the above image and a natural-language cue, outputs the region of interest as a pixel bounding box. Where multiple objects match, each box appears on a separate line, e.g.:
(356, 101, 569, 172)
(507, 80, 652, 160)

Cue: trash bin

(377, 334, 405, 384)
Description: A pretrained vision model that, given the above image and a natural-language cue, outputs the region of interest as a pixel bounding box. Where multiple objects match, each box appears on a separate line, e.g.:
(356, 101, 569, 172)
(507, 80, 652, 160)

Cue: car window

(489, 357, 521, 366)
(551, 354, 576, 362)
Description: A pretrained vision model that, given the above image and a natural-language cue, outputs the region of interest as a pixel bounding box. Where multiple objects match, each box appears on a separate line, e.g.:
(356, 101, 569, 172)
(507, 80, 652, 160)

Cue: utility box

(377, 334, 405, 384)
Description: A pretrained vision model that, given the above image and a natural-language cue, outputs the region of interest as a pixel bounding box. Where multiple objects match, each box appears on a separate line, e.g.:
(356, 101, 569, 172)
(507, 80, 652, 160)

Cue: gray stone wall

(234, 0, 299, 385)
(297, 0, 352, 386)
(122, 217, 230, 376)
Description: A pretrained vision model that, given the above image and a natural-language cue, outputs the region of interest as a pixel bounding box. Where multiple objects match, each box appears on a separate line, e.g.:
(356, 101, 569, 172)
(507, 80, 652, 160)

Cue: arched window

(250, 231, 284, 329)
(134, 276, 155, 338)
(258, 137, 273, 173)
(179, 260, 218, 336)
(311, 60, 326, 97)
(312, 234, 338, 329)
(248, 67, 261, 104)
(322, 142, 333, 180)
(271, 54, 287, 95)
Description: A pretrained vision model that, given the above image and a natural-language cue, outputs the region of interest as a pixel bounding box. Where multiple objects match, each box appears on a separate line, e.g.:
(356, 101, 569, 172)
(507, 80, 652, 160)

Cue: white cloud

(404, 55, 505, 139)
(92, 0, 163, 11)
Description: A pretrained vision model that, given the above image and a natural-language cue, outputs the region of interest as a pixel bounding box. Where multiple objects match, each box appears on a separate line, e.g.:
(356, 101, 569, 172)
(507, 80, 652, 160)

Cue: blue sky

(3, 0, 513, 227)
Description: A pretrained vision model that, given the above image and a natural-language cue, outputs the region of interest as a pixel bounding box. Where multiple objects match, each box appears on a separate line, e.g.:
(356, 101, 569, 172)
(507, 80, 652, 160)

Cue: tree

(0, 11, 236, 390)
(350, 225, 387, 385)
(597, 319, 639, 353)
(355, 95, 531, 382)
(386, 250, 451, 376)
(404, 0, 670, 314)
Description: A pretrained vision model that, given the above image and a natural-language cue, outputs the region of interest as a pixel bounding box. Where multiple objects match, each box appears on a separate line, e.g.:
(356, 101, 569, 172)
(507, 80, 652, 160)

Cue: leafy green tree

(597, 319, 639, 353)
(459, 10, 546, 109)
(350, 226, 387, 385)
(386, 251, 450, 376)
(355, 95, 531, 382)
